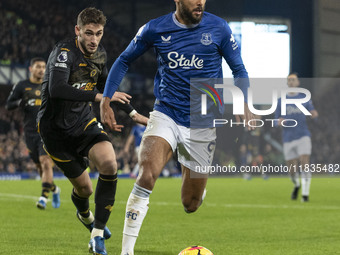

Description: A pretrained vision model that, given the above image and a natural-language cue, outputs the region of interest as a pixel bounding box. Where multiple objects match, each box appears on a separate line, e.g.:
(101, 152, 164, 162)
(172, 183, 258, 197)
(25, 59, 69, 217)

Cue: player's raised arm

(220, 21, 254, 129)
(220, 21, 249, 92)
(103, 23, 152, 98)
(48, 56, 99, 102)
(96, 61, 132, 105)
(101, 23, 153, 130)
(6, 82, 23, 110)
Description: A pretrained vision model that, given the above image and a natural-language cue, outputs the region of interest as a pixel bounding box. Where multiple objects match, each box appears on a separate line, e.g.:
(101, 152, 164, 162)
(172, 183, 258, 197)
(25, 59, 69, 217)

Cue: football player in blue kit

(100, 0, 253, 254)
(276, 73, 318, 202)
(123, 123, 147, 178)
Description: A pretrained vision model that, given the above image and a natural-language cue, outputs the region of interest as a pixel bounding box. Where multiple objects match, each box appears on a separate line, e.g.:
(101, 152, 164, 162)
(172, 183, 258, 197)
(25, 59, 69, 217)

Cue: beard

(79, 37, 96, 56)
(178, 1, 204, 25)
(36, 73, 44, 79)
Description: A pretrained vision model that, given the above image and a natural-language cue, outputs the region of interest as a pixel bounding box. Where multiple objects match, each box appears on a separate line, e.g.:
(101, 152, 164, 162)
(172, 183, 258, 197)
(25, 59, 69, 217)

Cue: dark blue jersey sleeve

(220, 21, 249, 101)
(306, 99, 315, 111)
(103, 23, 153, 98)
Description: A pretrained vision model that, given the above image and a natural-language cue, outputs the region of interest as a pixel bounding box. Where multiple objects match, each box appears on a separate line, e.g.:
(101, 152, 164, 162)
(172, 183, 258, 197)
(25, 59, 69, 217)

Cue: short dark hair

(77, 7, 106, 27)
(30, 57, 45, 67)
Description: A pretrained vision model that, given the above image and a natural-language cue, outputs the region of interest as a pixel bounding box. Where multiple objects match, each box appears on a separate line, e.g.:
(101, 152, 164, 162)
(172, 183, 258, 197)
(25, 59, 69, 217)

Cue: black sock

(94, 174, 117, 229)
(51, 182, 56, 192)
(71, 189, 90, 218)
(41, 182, 52, 198)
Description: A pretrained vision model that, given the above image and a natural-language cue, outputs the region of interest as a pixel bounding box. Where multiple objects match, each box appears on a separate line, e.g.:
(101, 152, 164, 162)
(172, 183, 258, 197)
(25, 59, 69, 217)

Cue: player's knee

(96, 159, 117, 175)
(74, 180, 93, 198)
(76, 185, 93, 198)
(182, 198, 200, 213)
(139, 160, 159, 179)
(137, 167, 158, 189)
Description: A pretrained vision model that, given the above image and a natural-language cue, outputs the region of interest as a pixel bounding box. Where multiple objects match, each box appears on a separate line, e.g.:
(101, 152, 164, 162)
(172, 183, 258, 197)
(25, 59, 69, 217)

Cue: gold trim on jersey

(84, 118, 97, 131)
(43, 145, 71, 163)
(90, 69, 97, 77)
(61, 48, 70, 52)
(25, 87, 32, 90)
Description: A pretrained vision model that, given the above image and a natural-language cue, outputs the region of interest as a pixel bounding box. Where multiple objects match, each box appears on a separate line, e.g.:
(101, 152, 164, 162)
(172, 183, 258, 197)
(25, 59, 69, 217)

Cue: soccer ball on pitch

(178, 246, 213, 255)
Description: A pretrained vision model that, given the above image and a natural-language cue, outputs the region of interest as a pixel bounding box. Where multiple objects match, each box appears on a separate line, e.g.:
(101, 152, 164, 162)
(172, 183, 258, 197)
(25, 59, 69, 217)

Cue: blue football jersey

(104, 12, 249, 127)
(275, 93, 315, 143)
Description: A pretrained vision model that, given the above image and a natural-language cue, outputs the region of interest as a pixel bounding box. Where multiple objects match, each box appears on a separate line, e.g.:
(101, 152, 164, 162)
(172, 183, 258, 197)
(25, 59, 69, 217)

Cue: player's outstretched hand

(100, 97, 124, 132)
(111, 92, 131, 104)
(235, 102, 255, 131)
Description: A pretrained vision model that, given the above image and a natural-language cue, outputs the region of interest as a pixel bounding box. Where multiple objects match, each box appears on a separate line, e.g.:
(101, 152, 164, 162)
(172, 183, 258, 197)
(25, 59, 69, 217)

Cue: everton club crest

(201, 33, 212, 45)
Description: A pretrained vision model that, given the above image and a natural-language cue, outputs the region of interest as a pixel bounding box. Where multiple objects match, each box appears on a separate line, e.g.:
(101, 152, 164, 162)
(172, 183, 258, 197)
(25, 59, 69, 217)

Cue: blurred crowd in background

(0, 0, 157, 77)
(1, 83, 339, 175)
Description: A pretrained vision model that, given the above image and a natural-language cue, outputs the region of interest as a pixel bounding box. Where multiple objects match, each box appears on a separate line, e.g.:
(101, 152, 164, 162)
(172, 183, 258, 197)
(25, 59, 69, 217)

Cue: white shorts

(143, 110, 216, 172)
(283, 136, 312, 161)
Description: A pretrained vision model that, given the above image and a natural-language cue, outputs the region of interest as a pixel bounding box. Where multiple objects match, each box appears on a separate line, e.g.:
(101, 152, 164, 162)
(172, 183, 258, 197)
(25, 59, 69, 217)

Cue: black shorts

(24, 132, 47, 164)
(39, 120, 111, 178)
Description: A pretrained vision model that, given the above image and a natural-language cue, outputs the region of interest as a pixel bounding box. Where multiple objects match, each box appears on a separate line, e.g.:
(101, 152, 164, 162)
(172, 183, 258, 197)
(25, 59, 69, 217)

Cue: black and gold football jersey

(38, 38, 108, 135)
(6, 79, 42, 133)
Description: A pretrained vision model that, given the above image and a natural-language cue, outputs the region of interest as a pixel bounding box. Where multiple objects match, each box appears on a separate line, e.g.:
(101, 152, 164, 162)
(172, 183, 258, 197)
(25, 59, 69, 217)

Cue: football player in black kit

(6, 57, 61, 210)
(37, 7, 146, 255)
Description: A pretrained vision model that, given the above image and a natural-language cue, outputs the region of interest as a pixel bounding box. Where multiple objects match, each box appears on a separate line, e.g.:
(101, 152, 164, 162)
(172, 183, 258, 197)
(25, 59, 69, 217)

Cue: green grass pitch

(1, 177, 340, 254)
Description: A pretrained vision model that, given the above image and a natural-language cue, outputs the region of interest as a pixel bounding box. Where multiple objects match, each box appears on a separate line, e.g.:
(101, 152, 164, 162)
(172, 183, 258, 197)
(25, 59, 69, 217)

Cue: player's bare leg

(36, 155, 60, 209)
(181, 166, 208, 213)
(40, 155, 54, 183)
(69, 170, 93, 198)
(299, 154, 311, 202)
(69, 169, 94, 236)
(69, 170, 109, 234)
(136, 136, 173, 189)
(121, 136, 173, 255)
(69, 169, 93, 211)
(287, 158, 300, 200)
